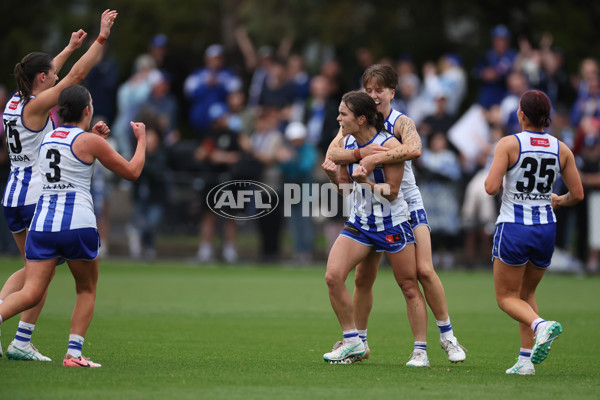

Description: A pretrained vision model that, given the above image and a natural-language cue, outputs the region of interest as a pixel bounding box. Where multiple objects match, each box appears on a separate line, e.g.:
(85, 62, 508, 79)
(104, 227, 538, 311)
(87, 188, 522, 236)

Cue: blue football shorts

(409, 208, 430, 231)
(25, 228, 100, 261)
(340, 220, 415, 253)
(3, 204, 36, 233)
(492, 222, 556, 268)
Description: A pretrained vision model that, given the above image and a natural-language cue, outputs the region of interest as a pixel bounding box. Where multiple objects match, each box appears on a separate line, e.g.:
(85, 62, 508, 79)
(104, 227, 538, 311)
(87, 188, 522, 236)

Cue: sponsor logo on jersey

(530, 137, 550, 147)
(51, 130, 69, 139)
(8, 101, 19, 110)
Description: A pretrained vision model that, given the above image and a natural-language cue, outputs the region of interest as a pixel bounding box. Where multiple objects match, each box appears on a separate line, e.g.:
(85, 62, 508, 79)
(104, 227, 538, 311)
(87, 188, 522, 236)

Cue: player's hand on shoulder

(91, 121, 110, 139)
(362, 143, 388, 157)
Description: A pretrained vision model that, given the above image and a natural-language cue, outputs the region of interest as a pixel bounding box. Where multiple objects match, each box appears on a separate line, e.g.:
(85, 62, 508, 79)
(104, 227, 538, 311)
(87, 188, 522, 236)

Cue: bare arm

(27, 10, 118, 118)
(53, 30, 88, 75)
(325, 127, 388, 165)
(552, 142, 584, 207)
(75, 121, 146, 181)
(360, 115, 422, 172)
(322, 157, 352, 195)
(484, 136, 516, 195)
(353, 137, 403, 201)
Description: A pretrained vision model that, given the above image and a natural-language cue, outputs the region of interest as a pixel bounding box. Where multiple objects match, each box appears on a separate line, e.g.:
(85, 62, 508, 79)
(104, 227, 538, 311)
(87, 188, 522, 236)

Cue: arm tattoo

(328, 146, 356, 165)
(385, 117, 422, 163)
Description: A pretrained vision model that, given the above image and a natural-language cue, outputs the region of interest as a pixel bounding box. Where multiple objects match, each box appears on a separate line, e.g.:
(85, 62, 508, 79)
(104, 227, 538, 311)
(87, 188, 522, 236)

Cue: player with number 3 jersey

(485, 90, 583, 375)
(0, 9, 117, 362)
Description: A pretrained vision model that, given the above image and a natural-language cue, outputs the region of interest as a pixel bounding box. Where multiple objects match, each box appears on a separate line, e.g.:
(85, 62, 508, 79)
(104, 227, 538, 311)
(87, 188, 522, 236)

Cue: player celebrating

(322, 90, 427, 364)
(0, 84, 146, 367)
(326, 64, 466, 366)
(485, 90, 583, 375)
(0, 9, 117, 361)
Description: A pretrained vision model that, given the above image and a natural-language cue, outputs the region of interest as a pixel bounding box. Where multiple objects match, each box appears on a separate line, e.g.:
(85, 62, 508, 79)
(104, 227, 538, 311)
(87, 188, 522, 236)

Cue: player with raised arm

(326, 64, 466, 366)
(322, 91, 427, 365)
(485, 90, 583, 375)
(0, 84, 146, 367)
(0, 9, 117, 361)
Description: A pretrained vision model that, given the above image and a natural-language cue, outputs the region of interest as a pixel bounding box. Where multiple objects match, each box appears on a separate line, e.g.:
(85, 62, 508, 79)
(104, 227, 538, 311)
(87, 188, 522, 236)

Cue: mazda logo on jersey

(207, 180, 279, 220)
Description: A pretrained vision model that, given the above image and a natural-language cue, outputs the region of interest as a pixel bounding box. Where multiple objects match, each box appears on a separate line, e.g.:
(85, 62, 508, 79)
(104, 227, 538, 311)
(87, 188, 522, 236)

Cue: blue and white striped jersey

(384, 109, 423, 211)
(30, 126, 96, 232)
(496, 130, 561, 225)
(2, 93, 55, 207)
(344, 130, 409, 231)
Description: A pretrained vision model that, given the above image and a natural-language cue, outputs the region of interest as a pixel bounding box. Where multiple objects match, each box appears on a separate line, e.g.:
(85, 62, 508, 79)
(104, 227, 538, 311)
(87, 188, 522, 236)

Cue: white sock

(518, 348, 532, 362)
(14, 321, 36, 349)
(342, 329, 361, 343)
(414, 341, 427, 353)
(531, 318, 545, 333)
(67, 334, 85, 358)
(357, 329, 368, 344)
(436, 317, 454, 340)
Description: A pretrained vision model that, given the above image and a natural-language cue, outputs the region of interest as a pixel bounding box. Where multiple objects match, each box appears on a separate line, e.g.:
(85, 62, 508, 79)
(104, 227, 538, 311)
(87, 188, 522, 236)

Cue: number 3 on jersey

(45, 149, 61, 182)
(516, 156, 556, 194)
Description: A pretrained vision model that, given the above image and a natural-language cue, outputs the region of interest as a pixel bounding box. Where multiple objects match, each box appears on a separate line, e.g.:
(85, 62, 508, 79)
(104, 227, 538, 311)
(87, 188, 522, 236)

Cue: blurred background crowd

(1, 1, 599, 273)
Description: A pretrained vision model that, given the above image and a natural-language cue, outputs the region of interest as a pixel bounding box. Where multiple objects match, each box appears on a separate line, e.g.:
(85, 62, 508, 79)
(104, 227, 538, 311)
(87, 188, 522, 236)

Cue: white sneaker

(197, 243, 214, 262)
(6, 341, 52, 361)
(505, 358, 535, 375)
(440, 336, 467, 363)
(323, 340, 365, 363)
(331, 340, 370, 362)
(532, 320, 562, 364)
(126, 224, 142, 259)
(406, 350, 430, 367)
(222, 243, 238, 263)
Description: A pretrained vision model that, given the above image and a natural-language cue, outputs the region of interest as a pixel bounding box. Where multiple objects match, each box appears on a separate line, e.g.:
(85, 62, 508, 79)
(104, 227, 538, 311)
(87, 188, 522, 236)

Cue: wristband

(353, 148, 362, 161)
(96, 35, 106, 45)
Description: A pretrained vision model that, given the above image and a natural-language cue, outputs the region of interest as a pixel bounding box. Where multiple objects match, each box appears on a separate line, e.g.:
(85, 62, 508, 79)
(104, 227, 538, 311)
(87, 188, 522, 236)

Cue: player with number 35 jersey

(2, 94, 54, 209)
(485, 90, 583, 376)
(496, 130, 560, 226)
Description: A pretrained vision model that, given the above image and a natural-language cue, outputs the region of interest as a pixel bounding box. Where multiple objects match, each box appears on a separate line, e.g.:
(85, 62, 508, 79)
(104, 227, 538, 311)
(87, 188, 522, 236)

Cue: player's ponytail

(14, 52, 53, 105)
(520, 90, 552, 129)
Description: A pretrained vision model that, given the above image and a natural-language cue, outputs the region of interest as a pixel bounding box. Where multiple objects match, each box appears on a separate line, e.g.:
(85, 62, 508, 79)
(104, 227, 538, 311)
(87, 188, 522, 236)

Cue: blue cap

(150, 34, 168, 48)
(205, 44, 224, 58)
(491, 25, 510, 39)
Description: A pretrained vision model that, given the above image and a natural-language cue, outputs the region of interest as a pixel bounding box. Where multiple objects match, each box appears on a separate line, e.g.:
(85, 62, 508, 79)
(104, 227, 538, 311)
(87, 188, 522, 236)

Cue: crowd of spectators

(2, 25, 598, 273)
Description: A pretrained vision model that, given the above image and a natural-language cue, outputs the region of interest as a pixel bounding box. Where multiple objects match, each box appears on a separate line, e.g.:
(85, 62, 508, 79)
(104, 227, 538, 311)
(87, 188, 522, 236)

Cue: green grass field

(0, 257, 598, 399)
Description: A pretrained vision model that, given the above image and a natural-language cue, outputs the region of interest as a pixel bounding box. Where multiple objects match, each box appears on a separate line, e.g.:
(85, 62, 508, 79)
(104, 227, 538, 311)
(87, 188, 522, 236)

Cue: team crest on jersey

(530, 137, 549, 147)
(51, 130, 69, 139)
(8, 100, 19, 110)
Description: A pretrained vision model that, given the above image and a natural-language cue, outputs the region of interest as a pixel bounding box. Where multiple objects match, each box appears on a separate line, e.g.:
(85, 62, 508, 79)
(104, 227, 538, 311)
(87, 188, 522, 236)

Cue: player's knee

(398, 279, 419, 299)
(324, 270, 344, 289)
